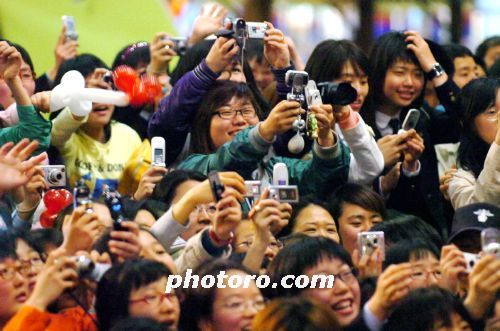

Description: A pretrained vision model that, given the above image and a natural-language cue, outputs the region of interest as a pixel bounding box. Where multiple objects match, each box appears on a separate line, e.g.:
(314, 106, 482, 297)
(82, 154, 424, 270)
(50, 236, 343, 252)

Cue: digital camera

(161, 36, 188, 56)
(317, 82, 357, 106)
(268, 185, 299, 203)
(357, 231, 385, 260)
(244, 180, 262, 198)
(208, 171, 225, 202)
(73, 179, 93, 213)
(40, 165, 66, 187)
(73, 255, 111, 282)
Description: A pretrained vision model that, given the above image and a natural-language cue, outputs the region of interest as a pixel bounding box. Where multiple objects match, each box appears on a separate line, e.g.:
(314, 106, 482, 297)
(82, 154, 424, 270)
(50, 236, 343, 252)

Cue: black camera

(208, 171, 225, 202)
(161, 36, 188, 56)
(317, 82, 357, 106)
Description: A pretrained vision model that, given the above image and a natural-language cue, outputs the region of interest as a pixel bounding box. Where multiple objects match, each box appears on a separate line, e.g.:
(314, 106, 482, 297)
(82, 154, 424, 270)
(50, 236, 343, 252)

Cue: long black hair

(457, 77, 499, 178)
(305, 39, 370, 84)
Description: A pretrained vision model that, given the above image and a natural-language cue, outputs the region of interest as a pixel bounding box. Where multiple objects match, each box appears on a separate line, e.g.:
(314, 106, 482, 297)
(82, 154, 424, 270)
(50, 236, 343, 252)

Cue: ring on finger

(164, 45, 170, 50)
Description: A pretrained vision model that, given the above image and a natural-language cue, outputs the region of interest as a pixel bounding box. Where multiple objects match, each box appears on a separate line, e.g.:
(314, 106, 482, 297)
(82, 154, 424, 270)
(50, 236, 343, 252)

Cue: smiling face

(293, 204, 340, 243)
(209, 96, 259, 149)
(382, 60, 424, 111)
(335, 61, 369, 112)
(128, 277, 180, 328)
(337, 203, 383, 255)
(204, 269, 264, 331)
(82, 70, 115, 129)
(473, 89, 499, 145)
(302, 257, 360, 327)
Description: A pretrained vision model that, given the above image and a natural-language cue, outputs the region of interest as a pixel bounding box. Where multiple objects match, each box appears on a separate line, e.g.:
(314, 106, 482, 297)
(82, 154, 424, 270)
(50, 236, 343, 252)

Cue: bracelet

(209, 229, 233, 246)
(16, 202, 40, 214)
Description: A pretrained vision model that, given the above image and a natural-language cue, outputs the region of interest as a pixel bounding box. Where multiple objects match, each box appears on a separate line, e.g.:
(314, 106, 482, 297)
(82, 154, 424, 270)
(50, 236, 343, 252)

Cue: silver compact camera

(224, 18, 268, 40)
(481, 228, 500, 258)
(357, 231, 385, 260)
(74, 255, 111, 282)
(463, 252, 479, 273)
(40, 165, 66, 187)
(269, 185, 299, 203)
(244, 180, 262, 198)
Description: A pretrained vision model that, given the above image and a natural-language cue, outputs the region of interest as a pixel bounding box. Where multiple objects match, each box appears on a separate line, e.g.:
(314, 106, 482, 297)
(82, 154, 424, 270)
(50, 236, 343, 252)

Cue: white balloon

(288, 131, 305, 154)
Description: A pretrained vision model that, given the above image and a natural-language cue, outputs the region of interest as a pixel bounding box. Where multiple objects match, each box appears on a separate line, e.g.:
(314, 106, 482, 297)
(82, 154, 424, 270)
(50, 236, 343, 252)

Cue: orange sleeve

(4, 306, 97, 331)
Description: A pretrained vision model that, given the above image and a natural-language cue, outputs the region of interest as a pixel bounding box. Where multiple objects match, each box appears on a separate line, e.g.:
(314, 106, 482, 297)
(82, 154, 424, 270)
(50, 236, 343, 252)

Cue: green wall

(0, 0, 178, 74)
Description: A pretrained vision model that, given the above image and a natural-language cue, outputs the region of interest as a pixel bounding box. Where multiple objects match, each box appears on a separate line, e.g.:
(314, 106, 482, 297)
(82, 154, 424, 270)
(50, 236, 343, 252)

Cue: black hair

(179, 259, 254, 331)
(169, 39, 270, 116)
(327, 183, 387, 230)
(152, 169, 206, 207)
(360, 31, 426, 129)
(0, 39, 36, 77)
(278, 195, 331, 238)
(489, 59, 500, 79)
(267, 236, 355, 298)
(22, 229, 63, 258)
(246, 39, 265, 64)
(0, 230, 17, 261)
(383, 239, 440, 269)
(95, 259, 171, 331)
(190, 80, 261, 154)
(54, 53, 109, 86)
(109, 317, 164, 331)
(305, 39, 370, 84)
(457, 77, 500, 177)
(121, 198, 168, 221)
(382, 286, 470, 331)
(370, 214, 444, 250)
(442, 43, 474, 61)
(112, 42, 150, 70)
(476, 35, 500, 68)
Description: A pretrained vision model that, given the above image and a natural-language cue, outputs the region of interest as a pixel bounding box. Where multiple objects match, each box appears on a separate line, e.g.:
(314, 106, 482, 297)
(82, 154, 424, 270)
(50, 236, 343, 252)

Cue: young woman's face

(205, 269, 265, 331)
(138, 231, 176, 274)
(293, 204, 340, 243)
(334, 61, 369, 112)
(83, 70, 115, 128)
(484, 45, 500, 69)
(249, 58, 274, 92)
(0, 258, 29, 323)
(210, 96, 259, 149)
(15, 239, 44, 294)
(128, 276, 180, 329)
(337, 203, 383, 255)
(474, 89, 499, 145)
(303, 257, 361, 327)
(0, 61, 35, 108)
(234, 221, 281, 261)
(383, 60, 424, 109)
(218, 62, 246, 83)
(408, 254, 441, 290)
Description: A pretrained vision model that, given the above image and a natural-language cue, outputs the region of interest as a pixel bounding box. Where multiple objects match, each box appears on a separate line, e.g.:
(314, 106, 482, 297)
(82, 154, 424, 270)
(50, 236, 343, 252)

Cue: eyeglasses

(220, 297, 267, 313)
(195, 204, 217, 215)
(411, 268, 442, 281)
(236, 240, 283, 250)
(129, 291, 177, 305)
(0, 262, 31, 281)
(19, 256, 44, 270)
(333, 268, 358, 283)
(214, 107, 257, 120)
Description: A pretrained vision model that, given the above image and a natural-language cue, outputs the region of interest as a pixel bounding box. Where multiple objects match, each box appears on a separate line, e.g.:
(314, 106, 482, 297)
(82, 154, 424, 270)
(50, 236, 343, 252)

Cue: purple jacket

(148, 59, 219, 165)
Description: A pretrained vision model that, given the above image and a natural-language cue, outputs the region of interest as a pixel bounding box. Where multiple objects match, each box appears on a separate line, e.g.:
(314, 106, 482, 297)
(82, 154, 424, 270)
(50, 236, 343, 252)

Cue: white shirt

(375, 110, 401, 137)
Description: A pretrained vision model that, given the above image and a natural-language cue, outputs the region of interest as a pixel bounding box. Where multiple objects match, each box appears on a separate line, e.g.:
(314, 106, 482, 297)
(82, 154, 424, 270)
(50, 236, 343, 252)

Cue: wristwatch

(425, 63, 445, 80)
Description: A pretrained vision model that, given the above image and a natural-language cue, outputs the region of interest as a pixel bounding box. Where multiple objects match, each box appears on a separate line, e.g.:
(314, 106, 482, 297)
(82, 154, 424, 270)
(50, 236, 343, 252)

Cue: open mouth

(92, 105, 109, 112)
(331, 298, 354, 315)
(15, 291, 28, 303)
(228, 129, 243, 137)
(397, 91, 416, 101)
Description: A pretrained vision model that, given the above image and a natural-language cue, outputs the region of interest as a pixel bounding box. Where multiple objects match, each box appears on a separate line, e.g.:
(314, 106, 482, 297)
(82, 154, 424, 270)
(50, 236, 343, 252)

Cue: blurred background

(1, 0, 499, 73)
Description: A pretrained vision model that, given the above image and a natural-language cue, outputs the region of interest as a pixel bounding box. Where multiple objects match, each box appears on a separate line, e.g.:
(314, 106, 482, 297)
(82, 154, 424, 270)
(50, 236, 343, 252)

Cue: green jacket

(0, 105, 51, 154)
(179, 125, 351, 197)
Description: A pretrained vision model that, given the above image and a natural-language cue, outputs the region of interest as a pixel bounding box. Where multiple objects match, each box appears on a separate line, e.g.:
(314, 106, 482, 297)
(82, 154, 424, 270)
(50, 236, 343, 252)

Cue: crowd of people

(0, 2, 499, 330)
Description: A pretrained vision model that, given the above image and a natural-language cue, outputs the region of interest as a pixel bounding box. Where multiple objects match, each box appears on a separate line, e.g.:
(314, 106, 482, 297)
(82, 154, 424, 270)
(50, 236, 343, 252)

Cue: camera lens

(48, 169, 64, 183)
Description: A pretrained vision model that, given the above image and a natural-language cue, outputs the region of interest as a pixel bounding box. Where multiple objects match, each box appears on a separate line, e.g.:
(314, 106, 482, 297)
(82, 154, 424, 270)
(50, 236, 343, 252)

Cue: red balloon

(129, 80, 149, 107)
(141, 75, 162, 103)
(57, 189, 73, 209)
(113, 65, 138, 93)
(43, 189, 62, 213)
(40, 210, 57, 228)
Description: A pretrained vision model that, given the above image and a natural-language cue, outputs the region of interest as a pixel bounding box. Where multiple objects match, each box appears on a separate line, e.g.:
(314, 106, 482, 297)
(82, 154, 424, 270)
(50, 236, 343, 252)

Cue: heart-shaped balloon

(43, 189, 62, 213)
(141, 74, 162, 103)
(58, 189, 74, 209)
(113, 65, 138, 93)
(40, 210, 58, 228)
(129, 80, 149, 107)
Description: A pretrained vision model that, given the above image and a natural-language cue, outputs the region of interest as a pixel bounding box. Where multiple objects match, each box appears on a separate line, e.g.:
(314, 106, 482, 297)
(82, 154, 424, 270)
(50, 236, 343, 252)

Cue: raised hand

(259, 100, 304, 141)
(189, 3, 228, 46)
(133, 165, 168, 201)
(263, 22, 290, 69)
(148, 33, 178, 75)
(205, 36, 239, 74)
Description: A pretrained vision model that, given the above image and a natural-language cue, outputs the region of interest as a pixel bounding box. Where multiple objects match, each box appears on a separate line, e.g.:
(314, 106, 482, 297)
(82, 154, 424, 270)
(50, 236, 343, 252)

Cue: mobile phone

(357, 231, 385, 260)
(400, 109, 420, 133)
(268, 185, 299, 203)
(481, 228, 500, 257)
(463, 252, 479, 273)
(73, 180, 93, 213)
(151, 137, 166, 167)
(62, 15, 78, 41)
(208, 171, 225, 202)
